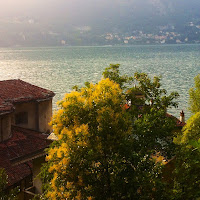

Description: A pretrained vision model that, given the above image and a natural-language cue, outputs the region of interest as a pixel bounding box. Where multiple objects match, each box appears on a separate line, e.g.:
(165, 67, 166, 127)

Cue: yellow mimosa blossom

(44, 77, 129, 199)
(75, 191, 82, 200)
(62, 157, 69, 166)
(48, 165, 55, 173)
(66, 182, 73, 189)
(62, 101, 70, 108)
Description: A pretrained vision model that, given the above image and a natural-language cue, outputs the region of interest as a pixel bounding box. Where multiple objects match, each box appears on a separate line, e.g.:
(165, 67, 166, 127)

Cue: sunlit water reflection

(0, 44, 200, 119)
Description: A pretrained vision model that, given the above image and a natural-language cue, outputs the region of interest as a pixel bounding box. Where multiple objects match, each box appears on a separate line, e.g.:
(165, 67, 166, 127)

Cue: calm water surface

(0, 44, 200, 119)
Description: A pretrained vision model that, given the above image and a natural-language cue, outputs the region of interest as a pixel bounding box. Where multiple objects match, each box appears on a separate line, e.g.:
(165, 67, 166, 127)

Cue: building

(0, 79, 55, 199)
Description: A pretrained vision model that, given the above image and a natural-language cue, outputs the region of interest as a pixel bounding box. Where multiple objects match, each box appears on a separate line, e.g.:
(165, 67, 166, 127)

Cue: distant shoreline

(0, 43, 200, 49)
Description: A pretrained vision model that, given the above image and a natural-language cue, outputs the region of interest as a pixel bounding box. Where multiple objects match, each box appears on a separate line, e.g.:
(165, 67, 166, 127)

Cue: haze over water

(0, 44, 200, 119)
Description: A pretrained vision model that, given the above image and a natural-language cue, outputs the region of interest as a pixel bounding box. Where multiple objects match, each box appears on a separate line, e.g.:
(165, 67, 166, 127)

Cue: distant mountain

(0, 0, 200, 46)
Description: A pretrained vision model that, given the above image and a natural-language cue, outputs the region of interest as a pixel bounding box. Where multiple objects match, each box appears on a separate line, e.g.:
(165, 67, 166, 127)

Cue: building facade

(0, 79, 55, 199)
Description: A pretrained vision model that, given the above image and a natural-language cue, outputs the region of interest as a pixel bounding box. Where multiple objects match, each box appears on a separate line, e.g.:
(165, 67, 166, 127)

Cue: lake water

(0, 44, 200, 119)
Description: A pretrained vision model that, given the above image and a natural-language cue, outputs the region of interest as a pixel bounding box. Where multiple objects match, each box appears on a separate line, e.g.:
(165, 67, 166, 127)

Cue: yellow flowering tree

(42, 78, 133, 199)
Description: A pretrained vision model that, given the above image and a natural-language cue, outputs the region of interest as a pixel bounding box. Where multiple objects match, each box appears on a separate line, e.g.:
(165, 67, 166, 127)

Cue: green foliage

(102, 64, 133, 88)
(104, 64, 179, 157)
(133, 72, 179, 110)
(0, 168, 19, 200)
(0, 168, 7, 192)
(170, 145, 200, 199)
(41, 65, 179, 199)
(175, 112, 200, 145)
(171, 75, 200, 199)
(133, 108, 177, 158)
(189, 74, 200, 114)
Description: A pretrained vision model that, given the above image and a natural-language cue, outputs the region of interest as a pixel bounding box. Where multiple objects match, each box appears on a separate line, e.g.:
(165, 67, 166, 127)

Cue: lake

(0, 44, 200, 119)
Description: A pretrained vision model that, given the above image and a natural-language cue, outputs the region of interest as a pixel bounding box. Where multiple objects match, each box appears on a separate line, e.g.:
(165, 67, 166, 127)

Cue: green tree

(171, 75, 200, 199)
(0, 168, 19, 200)
(171, 113, 200, 199)
(103, 64, 133, 88)
(41, 65, 179, 199)
(189, 74, 200, 114)
(104, 64, 179, 157)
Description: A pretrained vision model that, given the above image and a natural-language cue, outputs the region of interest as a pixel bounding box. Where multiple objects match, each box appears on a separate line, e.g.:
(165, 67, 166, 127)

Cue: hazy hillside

(0, 0, 200, 46)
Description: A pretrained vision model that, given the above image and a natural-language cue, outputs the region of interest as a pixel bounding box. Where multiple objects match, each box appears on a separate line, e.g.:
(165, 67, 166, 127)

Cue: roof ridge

(0, 80, 55, 114)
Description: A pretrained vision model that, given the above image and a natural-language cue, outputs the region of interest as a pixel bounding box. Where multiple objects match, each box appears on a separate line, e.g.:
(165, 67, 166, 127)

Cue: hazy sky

(0, 0, 117, 19)
(0, 0, 199, 17)
(0, 0, 199, 26)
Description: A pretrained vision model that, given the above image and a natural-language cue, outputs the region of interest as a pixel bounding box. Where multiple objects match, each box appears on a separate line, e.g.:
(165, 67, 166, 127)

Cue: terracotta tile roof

(166, 113, 186, 127)
(0, 79, 55, 114)
(123, 104, 130, 110)
(0, 126, 50, 186)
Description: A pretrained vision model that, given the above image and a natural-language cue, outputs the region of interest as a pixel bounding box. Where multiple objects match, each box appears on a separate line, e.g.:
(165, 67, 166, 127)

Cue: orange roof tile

(0, 126, 50, 186)
(0, 79, 55, 114)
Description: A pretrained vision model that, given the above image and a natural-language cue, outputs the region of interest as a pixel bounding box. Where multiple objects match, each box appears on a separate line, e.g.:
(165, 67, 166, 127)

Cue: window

(15, 112, 28, 125)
